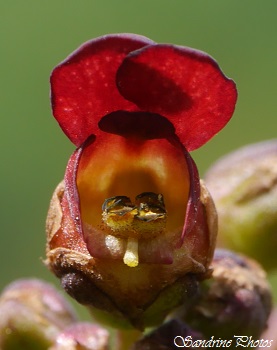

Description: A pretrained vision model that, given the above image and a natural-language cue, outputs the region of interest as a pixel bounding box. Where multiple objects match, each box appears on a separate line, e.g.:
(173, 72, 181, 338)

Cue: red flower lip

(53, 130, 202, 265)
(51, 33, 237, 150)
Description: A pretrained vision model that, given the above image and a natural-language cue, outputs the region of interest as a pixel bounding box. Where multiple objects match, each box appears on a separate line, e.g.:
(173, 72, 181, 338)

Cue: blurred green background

(1, 1, 277, 317)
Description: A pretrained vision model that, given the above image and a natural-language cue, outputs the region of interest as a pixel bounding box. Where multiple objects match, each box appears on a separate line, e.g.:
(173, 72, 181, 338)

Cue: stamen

(102, 193, 166, 226)
(133, 192, 167, 235)
(123, 237, 139, 267)
(102, 196, 138, 232)
(102, 192, 167, 266)
(102, 196, 135, 216)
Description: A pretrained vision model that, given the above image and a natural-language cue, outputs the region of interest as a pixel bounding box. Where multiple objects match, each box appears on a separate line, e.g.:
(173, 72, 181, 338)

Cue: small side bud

(131, 319, 204, 350)
(0, 279, 77, 349)
(49, 322, 109, 350)
(259, 308, 277, 349)
(175, 249, 272, 338)
(205, 140, 277, 270)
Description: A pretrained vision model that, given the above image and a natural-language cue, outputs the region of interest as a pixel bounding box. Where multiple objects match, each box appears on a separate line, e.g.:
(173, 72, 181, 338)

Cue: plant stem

(113, 328, 142, 350)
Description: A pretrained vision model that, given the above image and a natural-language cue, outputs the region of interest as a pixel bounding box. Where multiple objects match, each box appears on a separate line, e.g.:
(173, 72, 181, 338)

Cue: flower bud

(205, 140, 277, 270)
(175, 249, 272, 338)
(0, 279, 77, 349)
(50, 322, 109, 350)
(131, 319, 204, 350)
(259, 308, 277, 349)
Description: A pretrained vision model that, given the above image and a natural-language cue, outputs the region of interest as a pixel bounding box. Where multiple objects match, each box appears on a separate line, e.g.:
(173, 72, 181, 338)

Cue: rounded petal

(51, 34, 154, 146)
(116, 44, 237, 151)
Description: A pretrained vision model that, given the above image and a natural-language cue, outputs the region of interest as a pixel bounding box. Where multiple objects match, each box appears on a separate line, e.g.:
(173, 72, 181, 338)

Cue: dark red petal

(51, 34, 154, 146)
(116, 44, 237, 151)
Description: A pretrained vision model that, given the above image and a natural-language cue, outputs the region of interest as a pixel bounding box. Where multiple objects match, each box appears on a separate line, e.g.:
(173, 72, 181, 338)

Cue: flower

(45, 34, 237, 329)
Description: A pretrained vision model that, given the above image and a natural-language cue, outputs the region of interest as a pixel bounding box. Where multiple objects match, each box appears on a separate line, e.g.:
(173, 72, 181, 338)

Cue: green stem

(113, 328, 142, 350)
